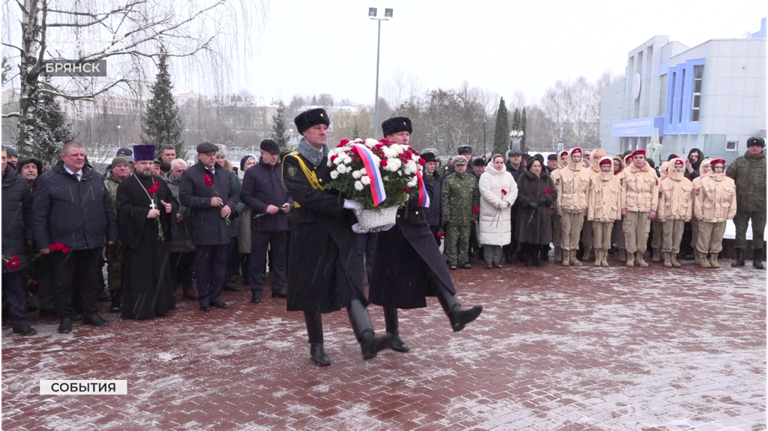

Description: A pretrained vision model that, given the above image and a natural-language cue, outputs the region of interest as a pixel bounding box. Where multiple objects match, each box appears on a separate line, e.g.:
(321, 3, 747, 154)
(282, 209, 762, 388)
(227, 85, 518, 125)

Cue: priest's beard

(136, 168, 153, 179)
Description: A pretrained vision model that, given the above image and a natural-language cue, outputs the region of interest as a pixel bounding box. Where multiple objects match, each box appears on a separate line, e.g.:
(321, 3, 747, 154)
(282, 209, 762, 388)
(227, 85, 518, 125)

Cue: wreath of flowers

(325, 138, 425, 210)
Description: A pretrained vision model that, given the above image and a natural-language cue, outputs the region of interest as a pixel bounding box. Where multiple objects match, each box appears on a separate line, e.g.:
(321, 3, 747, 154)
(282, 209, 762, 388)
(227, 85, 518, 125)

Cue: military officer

(727, 137, 766, 269)
(441, 157, 480, 269)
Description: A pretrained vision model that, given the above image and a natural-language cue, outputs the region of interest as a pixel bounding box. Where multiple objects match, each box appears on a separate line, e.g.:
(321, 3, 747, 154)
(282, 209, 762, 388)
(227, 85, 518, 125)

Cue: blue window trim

(665, 58, 705, 134)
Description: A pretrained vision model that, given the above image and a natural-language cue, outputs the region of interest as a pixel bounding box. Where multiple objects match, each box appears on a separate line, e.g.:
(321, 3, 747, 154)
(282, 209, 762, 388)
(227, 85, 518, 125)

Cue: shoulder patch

(555, 178, 560, 185)
(695, 189, 700, 196)
(287, 166, 297, 177)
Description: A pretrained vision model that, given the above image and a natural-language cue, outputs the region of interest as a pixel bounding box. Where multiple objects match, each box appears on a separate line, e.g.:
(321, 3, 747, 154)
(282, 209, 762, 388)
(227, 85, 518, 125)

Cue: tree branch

(2, 112, 21, 118)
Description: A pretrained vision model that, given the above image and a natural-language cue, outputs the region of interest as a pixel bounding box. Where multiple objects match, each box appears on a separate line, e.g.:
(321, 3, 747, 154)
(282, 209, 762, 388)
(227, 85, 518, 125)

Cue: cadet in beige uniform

(613, 154, 630, 262)
(550, 150, 568, 263)
(657, 158, 694, 267)
(580, 149, 606, 261)
(557, 148, 591, 266)
(695, 158, 737, 268)
(621, 149, 660, 267)
(690, 159, 712, 264)
(587, 157, 621, 267)
(651, 161, 671, 263)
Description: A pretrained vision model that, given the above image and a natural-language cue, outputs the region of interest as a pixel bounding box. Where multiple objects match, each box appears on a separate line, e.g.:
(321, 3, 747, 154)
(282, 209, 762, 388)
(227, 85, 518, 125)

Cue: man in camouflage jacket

(441, 157, 480, 269)
(727, 136, 766, 268)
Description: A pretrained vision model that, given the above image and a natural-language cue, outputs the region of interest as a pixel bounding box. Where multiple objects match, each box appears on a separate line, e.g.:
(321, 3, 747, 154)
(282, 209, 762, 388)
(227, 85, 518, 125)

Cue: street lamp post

(482, 119, 487, 158)
(116, 124, 121, 147)
(369, 7, 393, 137)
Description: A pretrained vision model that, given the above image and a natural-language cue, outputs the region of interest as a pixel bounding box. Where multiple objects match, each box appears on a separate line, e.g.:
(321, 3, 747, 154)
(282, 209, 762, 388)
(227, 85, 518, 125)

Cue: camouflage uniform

(441, 171, 480, 266)
(727, 149, 766, 251)
(104, 172, 124, 295)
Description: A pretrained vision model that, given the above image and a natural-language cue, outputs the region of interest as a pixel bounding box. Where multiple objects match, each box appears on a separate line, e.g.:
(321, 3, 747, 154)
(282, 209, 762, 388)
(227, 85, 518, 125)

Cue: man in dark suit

(369, 117, 483, 353)
(282, 108, 389, 366)
(179, 142, 240, 311)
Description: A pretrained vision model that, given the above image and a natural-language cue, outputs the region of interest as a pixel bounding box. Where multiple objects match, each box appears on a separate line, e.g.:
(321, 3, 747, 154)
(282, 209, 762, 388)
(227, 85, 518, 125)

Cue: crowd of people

(1, 114, 764, 367)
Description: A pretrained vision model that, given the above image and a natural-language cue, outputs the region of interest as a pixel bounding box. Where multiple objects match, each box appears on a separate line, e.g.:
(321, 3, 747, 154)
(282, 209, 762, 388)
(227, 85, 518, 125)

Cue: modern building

(600, 18, 766, 164)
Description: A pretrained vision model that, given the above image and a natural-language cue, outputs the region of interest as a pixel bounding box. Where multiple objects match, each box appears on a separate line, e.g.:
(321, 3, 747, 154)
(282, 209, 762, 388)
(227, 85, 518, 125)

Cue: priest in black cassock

(116, 144, 178, 320)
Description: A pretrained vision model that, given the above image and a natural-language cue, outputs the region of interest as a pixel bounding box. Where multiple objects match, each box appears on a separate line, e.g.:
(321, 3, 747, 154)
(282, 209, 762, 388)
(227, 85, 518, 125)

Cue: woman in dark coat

(515, 156, 557, 267)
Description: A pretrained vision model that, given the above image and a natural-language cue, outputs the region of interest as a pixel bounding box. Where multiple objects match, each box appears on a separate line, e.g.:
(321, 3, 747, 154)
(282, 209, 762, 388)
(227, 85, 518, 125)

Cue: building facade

(600, 18, 766, 165)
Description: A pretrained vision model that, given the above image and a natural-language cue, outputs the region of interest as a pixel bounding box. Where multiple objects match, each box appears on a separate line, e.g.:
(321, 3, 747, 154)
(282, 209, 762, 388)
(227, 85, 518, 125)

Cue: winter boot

(384, 307, 409, 353)
(699, 252, 712, 268)
(601, 249, 610, 267)
(618, 248, 627, 263)
(694, 252, 701, 265)
(570, 249, 583, 266)
(731, 248, 745, 267)
(437, 284, 483, 332)
(663, 252, 672, 268)
(593, 250, 602, 267)
(554, 246, 563, 263)
(583, 246, 592, 262)
(347, 299, 390, 360)
(710, 253, 720, 268)
(626, 251, 635, 267)
(635, 251, 649, 267)
(304, 311, 330, 366)
(561, 248, 570, 266)
(670, 253, 681, 268)
(652, 248, 661, 263)
(754, 249, 765, 269)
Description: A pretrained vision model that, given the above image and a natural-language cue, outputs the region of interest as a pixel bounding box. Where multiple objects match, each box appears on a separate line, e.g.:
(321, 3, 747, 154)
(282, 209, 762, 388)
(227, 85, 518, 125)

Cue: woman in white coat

(478, 154, 518, 268)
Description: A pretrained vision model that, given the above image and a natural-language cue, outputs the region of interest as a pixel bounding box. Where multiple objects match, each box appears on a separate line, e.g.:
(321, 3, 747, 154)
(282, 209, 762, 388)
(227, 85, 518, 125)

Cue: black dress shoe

(271, 290, 287, 298)
(361, 333, 390, 360)
(449, 305, 483, 332)
(83, 314, 109, 327)
(58, 318, 72, 334)
(310, 343, 330, 366)
(449, 265, 457, 270)
(461, 263, 471, 269)
(13, 324, 37, 336)
(199, 304, 212, 312)
(388, 332, 409, 353)
(211, 300, 228, 309)
(251, 291, 262, 303)
(110, 305, 120, 313)
(223, 285, 240, 292)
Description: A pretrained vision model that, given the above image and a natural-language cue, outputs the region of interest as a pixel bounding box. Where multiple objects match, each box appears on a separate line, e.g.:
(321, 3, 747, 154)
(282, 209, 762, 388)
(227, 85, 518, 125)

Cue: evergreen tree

(493, 97, 510, 156)
(512, 108, 521, 131)
(271, 100, 289, 151)
(352, 123, 360, 140)
(521, 107, 527, 152)
(34, 92, 75, 166)
(142, 45, 184, 157)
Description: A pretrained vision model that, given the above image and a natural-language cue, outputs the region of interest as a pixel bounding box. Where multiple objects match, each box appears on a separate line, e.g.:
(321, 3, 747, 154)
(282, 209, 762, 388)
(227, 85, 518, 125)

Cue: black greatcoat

(281, 150, 365, 313)
(515, 168, 557, 246)
(178, 162, 240, 246)
(369, 194, 457, 309)
(116, 174, 178, 320)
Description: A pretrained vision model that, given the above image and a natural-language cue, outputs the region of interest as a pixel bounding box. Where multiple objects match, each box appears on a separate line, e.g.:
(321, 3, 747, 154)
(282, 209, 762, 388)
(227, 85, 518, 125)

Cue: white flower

(352, 170, 362, 179)
(333, 156, 343, 165)
(361, 175, 371, 185)
(337, 164, 347, 174)
(391, 144, 404, 154)
(405, 161, 417, 174)
(354, 181, 364, 191)
(407, 177, 417, 187)
(383, 176, 389, 182)
(330, 171, 339, 179)
(342, 156, 352, 165)
(381, 147, 393, 158)
(365, 138, 377, 149)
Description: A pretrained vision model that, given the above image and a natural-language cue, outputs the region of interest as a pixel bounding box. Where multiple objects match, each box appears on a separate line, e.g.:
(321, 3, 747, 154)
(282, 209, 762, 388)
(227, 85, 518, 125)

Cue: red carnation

(375, 143, 383, 148)
(403, 187, 411, 194)
(418, 158, 425, 165)
(437, 232, 446, 238)
(543, 188, 552, 195)
(27, 279, 38, 288)
(380, 159, 388, 167)
(502, 189, 508, 195)
(379, 138, 391, 144)
(473, 206, 479, 214)
(10, 261, 20, 268)
(204, 175, 214, 186)
(61, 247, 70, 255)
(3, 261, 11, 267)
(11, 254, 18, 261)
(339, 139, 350, 146)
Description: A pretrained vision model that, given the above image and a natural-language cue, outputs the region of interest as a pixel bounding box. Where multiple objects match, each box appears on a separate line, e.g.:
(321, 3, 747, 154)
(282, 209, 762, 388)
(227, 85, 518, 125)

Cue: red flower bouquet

(204, 174, 230, 225)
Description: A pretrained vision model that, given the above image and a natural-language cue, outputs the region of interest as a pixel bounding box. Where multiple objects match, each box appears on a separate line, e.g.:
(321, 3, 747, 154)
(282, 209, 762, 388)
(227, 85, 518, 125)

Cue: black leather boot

(304, 311, 330, 366)
(384, 307, 409, 353)
(109, 288, 122, 313)
(731, 248, 745, 267)
(524, 245, 533, 267)
(754, 249, 764, 269)
(436, 282, 483, 332)
(347, 299, 389, 360)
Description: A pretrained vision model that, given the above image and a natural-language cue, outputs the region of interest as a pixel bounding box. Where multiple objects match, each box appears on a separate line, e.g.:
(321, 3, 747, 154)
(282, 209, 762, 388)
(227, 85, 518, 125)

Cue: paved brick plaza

(2, 257, 766, 430)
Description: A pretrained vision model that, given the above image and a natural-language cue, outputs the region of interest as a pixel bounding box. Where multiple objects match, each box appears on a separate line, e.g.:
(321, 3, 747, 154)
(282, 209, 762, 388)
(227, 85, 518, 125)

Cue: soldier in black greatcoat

(281, 108, 389, 366)
(368, 117, 483, 353)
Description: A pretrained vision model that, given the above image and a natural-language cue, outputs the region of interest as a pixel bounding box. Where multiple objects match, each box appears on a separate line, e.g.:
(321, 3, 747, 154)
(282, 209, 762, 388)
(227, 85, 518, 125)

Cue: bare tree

(382, 67, 424, 112)
(2, 0, 267, 155)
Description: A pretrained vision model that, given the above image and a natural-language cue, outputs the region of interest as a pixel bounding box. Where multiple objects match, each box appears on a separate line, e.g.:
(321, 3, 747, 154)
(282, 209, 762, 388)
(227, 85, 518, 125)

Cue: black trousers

(170, 251, 195, 292)
(2, 271, 28, 326)
(194, 243, 229, 305)
(355, 232, 377, 283)
(52, 248, 101, 318)
(249, 230, 287, 293)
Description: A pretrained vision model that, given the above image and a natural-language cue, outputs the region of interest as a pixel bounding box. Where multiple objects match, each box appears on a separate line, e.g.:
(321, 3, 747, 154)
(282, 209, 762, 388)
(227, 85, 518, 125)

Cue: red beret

(632, 149, 646, 157)
(624, 154, 633, 163)
(674, 159, 684, 166)
(599, 157, 612, 166)
(711, 158, 726, 165)
(571, 147, 582, 155)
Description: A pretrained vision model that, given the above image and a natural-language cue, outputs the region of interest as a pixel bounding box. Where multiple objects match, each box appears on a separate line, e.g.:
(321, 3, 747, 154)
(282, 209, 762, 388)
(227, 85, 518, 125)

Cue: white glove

(377, 223, 395, 232)
(351, 223, 369, 234)
(343, 199, 363, 216)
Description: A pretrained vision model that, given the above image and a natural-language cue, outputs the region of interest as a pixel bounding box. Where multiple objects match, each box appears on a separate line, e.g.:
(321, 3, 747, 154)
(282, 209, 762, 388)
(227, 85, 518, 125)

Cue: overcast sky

(226, 0, 765, 107)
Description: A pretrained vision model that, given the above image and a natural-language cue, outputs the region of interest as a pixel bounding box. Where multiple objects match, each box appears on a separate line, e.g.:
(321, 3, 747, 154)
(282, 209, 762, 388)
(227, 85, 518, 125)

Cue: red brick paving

(2, 255, 766, 430)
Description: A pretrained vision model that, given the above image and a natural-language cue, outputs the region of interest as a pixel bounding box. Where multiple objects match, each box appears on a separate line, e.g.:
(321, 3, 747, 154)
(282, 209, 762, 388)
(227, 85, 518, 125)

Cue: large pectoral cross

(149, 200, 157, 210)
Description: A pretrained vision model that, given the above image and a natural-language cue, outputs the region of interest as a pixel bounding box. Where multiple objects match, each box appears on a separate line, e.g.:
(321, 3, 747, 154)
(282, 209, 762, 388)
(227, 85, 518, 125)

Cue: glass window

(679, 69, 685, 123)
(691, 65, 703, 122)
(659, 74, 667, 116)
(669, 73, 676, 124)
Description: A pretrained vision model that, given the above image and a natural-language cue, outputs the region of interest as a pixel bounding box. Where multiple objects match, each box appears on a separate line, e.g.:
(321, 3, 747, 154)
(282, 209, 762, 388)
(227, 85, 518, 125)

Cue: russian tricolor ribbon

(416, 167, 430, 208)
(352, 144, 387, 207)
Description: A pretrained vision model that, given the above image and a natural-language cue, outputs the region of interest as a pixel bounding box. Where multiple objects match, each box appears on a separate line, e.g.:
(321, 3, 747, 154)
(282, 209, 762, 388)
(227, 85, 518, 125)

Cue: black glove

(528, 201, 538, 210)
